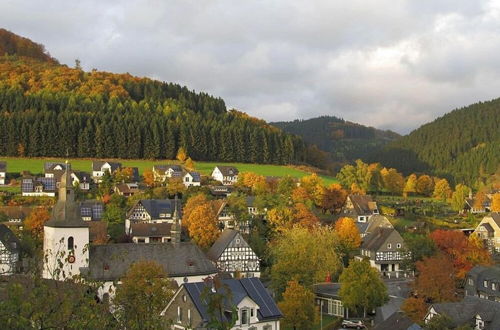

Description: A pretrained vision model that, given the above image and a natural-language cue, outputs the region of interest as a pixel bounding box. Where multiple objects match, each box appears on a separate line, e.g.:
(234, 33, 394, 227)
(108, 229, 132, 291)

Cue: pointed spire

(171, 196, 181, 245)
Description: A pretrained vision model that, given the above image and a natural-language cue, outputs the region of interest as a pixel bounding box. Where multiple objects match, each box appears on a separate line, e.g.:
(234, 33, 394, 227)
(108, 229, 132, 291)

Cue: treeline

(272, 116, 400, 164)
(0, 54, 306, 164)
(370, 98, 500, 185)
(0, 28, 57, 63)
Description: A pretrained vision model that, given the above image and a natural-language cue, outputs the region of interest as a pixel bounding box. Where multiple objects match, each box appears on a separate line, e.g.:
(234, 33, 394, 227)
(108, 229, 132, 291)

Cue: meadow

(0, 157, 337, 185)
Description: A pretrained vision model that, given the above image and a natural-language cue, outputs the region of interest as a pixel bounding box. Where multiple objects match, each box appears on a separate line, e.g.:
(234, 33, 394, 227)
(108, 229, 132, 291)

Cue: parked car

(341, 319, 366, 329)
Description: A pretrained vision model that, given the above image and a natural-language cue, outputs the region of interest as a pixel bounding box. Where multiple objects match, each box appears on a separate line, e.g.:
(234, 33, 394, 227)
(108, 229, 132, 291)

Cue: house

(43, 164, 217, 297)
(130, 222, 173, 243)
(465, 265, 500, 302)
(0, 224, 20, 275)
(114, 182, 141, 197)
(0, 206, 34, 228)
(206, 229, 260, 278)
(313, 283, 348, 318)
(152, 165, 183, 182)
(162, 277, 282, 330)
(212, 166, 239, 186)
(373, 311, 421, 330)
(359, 227, 408, 278)
(21, 176, 56, 197)
(209, 185, 234, 199)
(356, 214, 394, 238)
(473, 213, 500, 253)
(342, 194, 379, 222)
(464, 192, 492, 214)
(215, 198, 257, 233)
(125, 199, 182, 234)
(92, 161, 121, 182)
(183, 171, 201, 187)
(0, 161, 7, 185)
(424, 296, 500, 329)
(80, 200, 104, 222)
(45, 164, 92, 191)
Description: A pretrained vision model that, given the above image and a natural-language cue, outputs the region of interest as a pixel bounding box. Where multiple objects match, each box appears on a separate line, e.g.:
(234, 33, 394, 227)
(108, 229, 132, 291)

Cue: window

(484, 280, 488, 288)
(182, 295, 187, 302)
(177, 306, 183, 322)
(263, 325, 272, 330)
(493, 283, 497, 291)
(387, 243, 392, 249)
(468, 278, 473, 285)
(241, 309, 249, 325)
(396, 243, 402, 249)
(68, 236, 74, 250)
(188, 309, 191, 324)
(250, 308, 254, 317)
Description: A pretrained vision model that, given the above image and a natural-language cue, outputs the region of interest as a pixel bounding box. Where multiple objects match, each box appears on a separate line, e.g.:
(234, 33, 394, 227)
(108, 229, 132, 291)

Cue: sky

(2, 0, 500, 134)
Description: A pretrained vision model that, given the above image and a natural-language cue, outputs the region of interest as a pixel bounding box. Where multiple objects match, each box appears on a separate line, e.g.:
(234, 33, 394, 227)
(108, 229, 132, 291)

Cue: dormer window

(396, 243, 402, 249)
(387, 243, 392, 249)
(241, 309, 249, 325)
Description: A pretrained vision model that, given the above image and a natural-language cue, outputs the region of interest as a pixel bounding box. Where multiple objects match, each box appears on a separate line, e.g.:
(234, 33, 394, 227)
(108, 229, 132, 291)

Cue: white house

(21, 176, 56, 197)
(0, 224, 20, 275)
(212, 166, 239, 186)
(92, 161, 121, 182)
(0, 161, 7, 185)
(152, 165, 183, 182)
(207, 229, 260, 278)
(182, 171, 201, 187)
(162, 277, 282, 330)
(125, 199, 182, 235)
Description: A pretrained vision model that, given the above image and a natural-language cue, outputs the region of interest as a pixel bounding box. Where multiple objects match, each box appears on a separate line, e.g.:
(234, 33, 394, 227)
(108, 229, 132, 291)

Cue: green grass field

(0, 157, 337, 185)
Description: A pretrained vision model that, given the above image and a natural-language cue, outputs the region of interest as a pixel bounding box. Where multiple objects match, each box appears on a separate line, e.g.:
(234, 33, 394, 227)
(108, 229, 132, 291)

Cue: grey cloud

(1, 0, 499, 133)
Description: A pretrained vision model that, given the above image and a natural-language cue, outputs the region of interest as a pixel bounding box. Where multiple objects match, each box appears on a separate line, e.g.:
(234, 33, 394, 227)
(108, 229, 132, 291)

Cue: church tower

(170, 196, 181, 245)
(43, 162, 89, 280)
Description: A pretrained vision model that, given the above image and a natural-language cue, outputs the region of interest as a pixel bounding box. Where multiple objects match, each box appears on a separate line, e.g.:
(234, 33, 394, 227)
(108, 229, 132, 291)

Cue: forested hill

(272, 116, 400, 164)
(0, 29, 307, 165)
(369, 99, 500, 185)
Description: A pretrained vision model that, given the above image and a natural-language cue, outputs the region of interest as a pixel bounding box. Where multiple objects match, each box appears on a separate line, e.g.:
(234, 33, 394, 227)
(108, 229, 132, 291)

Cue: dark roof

(430, 296, 500, 328)
(128, 199, 181, 219)
(131, 223, 172, 237)
(0, 161, 6, 171)
(373, 311, 421, 330)
(215, 166, 239, 176)
(115, 183, 140, 194)
(490, 213, 500, 228)
(92, 161, 121, 172)
(362, 227, 402, 251)
(466, 265, 500, 297)
(0, 206, 34, 220)
(80, 200, 104, 221)
(206, 229, 239, 261)
(184, 277, 282, 323)
(185, 171, 201, 182)
(348, 194, 378, 215)
(87, 242, 217, 281)
(44, 162, 66, 172)
(480, 223, 494, 233)
(0, 224, 20, 253)
(153, 165, 183, 175)
(73, 171, 91, 182)
(313, 282, 341, 299)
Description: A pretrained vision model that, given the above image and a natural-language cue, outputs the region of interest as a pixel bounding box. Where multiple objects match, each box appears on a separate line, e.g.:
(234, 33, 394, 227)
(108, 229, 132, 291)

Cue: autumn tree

(381, 167, 404, 195)
(278, 280, 316, 330)
(267, 207, 295, 234)
(114, 261, 175, 329)
(293, 203, 320, 229)
(404, 174, 418, 197)
(291, 186, 311, 205)
(315, 184, 347, 214)
(473, 191, 487, 210)
(413, 254, 457, 303)
(176, 147, 188, 163)
(24, 207, 50, 239)
(182, 193, 210, 232)
(186, 202, 220, 249)
(166, 177, 186, 197)
(400, 234, 436, 271)
(433, 178, 452, 201)
(184, 157, 195, 170)
(270, 226, 343, 297)
(450, 184, 470, 212)
(339, 259, 388, 317)
(114, 167, 134, 183)
(142, 170, 155, 187)
(401, 297, 428, 323)
(334, 217, 362, 255)
(299, 173, 322, 198)
(492, 193, 500, 212)
(416, 175, 434, 196)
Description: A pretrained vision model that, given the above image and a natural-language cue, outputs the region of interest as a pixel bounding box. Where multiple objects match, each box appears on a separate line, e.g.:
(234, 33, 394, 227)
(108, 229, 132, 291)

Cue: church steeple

(171, 196, 181, 245)
(44, 162, 87, 228)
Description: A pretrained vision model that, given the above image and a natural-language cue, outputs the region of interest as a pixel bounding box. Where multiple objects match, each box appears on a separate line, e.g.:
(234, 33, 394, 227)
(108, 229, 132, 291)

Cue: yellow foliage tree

(176, 147, 188, 163)
(278, 280, 317, 330)
(184, 157, 195, 171)
(142, 170, 155, 187)
(187, 203, 220, 249)
(433, 178, 452, 201)
(404, 174, 418, 196)
(492, 193, 500, 212)
(182, 194, 209, 233)
(299, 173, 322, 197)
(334, 217, 362, 254)
(267, 207, 295, 234)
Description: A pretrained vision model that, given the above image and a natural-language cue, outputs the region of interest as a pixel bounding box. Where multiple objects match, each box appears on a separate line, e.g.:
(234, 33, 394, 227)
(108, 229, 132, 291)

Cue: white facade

(0, 171, 5, 185)
(212, 167, 238, 186)
(182, 173, 200, 187)
(22, 191, 56, 197)
(43, 226, 89, 280)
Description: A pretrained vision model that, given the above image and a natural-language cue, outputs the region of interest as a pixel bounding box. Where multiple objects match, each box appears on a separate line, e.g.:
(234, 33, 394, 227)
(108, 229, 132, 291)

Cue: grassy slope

(0, 157, 337, 185)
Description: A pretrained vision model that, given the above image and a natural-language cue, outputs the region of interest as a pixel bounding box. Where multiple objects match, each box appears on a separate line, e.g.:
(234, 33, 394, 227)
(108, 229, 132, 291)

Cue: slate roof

(430, 296, 500, 328)
(115, 183, 140, 195)
(348, 194, 378, 215)
(0, 206, 34, 221)
(185, 171, 201, 182)
(466, 265, 500, 298)
(87, 242, 217, 281)
(216, 166, 239, 176)
(362, 227, 402, 251)
(373, 311, 421, 330)
(131, 222, 172, 237)
(313, 282, 341, 299)
(206, 229, 239, 261)
(0, 224, 20, 253)
(128, 199, 181, 219)
(0, 161, 6, 172)
(490, 213, 500, 228)
(480, 222, 494, 233)
(183, 277, 282, 323)
(92, 161, 121, 172)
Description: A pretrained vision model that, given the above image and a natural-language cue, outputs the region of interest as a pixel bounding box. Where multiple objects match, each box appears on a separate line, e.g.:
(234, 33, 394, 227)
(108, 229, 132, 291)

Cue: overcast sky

(2, 0, 500, 133)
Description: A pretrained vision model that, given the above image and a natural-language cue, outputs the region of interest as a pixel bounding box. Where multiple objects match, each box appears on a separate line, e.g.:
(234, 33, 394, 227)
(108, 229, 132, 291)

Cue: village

(1, 156, 499, 330)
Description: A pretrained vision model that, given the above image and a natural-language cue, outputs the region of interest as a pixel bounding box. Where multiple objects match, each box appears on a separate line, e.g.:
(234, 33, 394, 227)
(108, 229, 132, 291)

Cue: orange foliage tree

(315, 184, 348, 214)
(24, 207, 50, 239)
(186, 203, 220, 249)
(402, 297, 428, 323)
(334, 217, 362, 254)
(413, 254, 457, 303)
(142, 170, 155, 187)
(293, 203, 320, 229)
(492, 193, 500, 212)
(181, 194, 210, 233)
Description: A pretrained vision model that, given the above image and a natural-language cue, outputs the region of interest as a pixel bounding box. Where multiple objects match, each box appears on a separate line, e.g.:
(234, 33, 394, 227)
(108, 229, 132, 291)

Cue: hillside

(370, 98, 500, 185)
(0, 29, 308, 165)
(272, 116, 400, 164)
